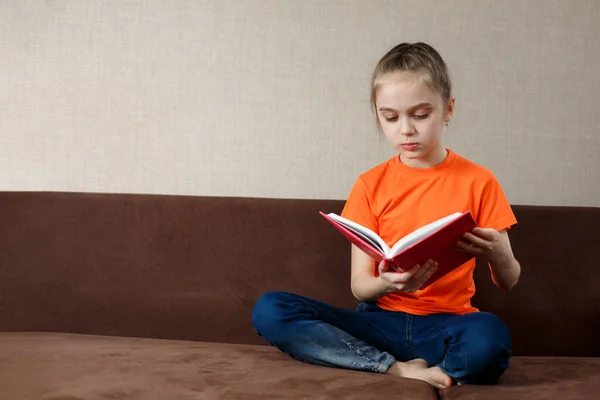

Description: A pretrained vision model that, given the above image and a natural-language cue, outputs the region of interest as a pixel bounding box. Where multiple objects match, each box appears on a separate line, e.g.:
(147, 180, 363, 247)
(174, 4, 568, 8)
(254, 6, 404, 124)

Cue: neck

(400, 145, 448, 169)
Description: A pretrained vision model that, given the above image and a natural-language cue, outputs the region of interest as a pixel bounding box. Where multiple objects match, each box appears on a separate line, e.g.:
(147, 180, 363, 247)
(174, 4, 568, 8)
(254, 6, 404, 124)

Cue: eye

(414, 113, 429, 120)
(384, 116, 398, 122)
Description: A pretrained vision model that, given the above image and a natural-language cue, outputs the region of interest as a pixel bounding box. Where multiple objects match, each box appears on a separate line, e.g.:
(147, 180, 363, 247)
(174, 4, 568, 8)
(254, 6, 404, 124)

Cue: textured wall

(1, 0, 599, 206)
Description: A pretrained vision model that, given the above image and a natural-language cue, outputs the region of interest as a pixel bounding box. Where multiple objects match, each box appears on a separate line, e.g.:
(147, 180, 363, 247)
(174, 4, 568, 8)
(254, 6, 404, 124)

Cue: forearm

(460, 228, 521, 292)
(351, 273, 390, 302)
(488, 252, 521, 291)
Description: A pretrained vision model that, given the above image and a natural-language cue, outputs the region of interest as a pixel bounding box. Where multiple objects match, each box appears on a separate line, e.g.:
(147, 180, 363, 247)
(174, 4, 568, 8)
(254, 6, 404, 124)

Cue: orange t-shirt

(341, 149, 517, 315)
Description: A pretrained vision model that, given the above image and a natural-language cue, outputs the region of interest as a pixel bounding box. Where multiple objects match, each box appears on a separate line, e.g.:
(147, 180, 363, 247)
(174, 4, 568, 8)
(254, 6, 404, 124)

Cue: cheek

(419, 119, 443, 136)
(381, 128, 395, 141)
(378, 120, 394, 135)
(380, 126, 398, 144)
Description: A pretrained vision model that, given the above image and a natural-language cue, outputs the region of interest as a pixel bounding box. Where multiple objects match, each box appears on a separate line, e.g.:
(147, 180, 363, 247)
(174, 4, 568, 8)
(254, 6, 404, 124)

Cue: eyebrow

(378, 102, 434, 113)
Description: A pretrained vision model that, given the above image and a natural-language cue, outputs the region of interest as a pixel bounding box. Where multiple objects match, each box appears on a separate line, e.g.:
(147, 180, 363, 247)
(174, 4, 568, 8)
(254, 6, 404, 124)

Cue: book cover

(320, 211, 478, 289)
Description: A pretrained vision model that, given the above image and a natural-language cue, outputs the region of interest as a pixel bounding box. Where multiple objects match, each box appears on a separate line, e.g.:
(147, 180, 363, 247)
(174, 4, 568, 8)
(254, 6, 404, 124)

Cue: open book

(320, 211, 478, 289)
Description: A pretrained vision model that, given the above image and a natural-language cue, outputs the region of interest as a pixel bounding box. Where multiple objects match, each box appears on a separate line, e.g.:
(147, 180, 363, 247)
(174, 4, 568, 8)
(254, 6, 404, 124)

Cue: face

(375, 71, 454, 168)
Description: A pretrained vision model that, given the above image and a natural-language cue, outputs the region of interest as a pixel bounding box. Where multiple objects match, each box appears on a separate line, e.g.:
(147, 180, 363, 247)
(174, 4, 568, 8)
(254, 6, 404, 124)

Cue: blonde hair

(370, 42, 452, 116)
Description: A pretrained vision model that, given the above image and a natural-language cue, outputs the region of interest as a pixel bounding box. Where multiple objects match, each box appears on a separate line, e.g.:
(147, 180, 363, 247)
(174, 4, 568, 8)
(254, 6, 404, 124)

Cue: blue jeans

(251, 291, 511, 385)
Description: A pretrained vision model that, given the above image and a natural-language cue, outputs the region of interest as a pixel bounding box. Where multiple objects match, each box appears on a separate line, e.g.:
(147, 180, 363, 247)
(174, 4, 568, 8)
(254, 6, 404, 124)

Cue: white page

(389, 212, 463, 257)
(327, 213, 391, 255)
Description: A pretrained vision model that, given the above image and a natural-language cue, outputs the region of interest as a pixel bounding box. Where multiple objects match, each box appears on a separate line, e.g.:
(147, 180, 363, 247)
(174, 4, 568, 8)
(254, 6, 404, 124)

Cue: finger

(456, 239, 474, 248)
(415, 262, 438, 289)
(456, 240, 482, 255)
(403, 261, 436, 293)
(378, 260, 389, 276)
(472, 227, 496, 240)
(389, 263, 422, 284)
(410, 259, 435, 283)
(406, 261, 438, 292)
(462, 233, 492, 251)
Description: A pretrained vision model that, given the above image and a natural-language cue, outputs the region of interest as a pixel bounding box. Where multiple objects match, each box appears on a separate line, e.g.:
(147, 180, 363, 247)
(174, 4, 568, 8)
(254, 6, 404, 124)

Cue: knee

(453, 313, 512, 383)
(251, 291, 293, 335)
(464, 312, 511, 357)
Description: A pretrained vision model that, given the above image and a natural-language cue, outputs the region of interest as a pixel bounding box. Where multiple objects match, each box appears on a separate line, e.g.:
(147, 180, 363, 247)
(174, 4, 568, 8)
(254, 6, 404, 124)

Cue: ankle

(385, 361, 401, 376)
(386, 361, 405, 377)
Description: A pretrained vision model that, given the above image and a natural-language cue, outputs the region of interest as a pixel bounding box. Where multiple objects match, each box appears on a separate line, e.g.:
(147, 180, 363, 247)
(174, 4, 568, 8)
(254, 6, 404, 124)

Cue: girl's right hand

(378, 259, 438, 294)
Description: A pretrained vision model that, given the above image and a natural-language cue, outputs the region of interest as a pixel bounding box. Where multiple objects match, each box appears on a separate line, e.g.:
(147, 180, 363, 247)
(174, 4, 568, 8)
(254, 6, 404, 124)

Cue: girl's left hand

(456, 227, 510, 264)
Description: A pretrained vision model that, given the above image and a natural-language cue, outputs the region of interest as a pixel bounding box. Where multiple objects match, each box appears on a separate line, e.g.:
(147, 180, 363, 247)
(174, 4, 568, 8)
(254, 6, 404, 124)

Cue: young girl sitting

(251, 42, 521, 389)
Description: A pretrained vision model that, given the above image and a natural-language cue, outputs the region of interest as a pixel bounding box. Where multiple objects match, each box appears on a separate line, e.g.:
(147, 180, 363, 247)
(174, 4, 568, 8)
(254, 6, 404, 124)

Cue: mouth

(401, 143, 418, 151)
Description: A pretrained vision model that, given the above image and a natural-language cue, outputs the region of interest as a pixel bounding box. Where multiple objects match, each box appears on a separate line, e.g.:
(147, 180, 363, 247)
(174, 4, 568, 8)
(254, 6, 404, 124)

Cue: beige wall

(1, 0, 599, 206)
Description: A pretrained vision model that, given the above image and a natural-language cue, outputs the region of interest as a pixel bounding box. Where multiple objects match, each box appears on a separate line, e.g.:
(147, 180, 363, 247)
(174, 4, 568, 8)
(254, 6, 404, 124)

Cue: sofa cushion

(0, 332, 437, 400)
(440, 356, 600, 400)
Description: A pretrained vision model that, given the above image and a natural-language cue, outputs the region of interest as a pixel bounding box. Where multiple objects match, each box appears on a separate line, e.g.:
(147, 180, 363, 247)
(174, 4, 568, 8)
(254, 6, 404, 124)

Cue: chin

(401, 151, 421, 158)
(398, 148, 426, 159)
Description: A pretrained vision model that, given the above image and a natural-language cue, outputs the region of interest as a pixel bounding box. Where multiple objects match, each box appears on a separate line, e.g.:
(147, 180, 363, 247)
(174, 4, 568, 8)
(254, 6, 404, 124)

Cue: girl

(251, 42, 520, 389)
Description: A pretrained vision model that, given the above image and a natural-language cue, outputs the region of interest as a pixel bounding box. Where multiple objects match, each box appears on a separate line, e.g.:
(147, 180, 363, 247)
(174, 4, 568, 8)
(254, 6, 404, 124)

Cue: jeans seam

(438, 326, 468, 383)
(438, 326, 450, 372)
(406, 315, 414, 360)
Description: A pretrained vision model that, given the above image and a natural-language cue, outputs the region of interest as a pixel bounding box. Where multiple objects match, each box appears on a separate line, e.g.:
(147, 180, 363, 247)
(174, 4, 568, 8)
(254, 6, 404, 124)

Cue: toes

(432, 382, 448, 390)
(433, 369, 453, 388)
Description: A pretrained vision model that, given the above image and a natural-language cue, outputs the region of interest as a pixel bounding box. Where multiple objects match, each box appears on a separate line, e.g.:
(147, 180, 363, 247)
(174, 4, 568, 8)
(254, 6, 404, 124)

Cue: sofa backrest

(0, 192, 598, 357)
(0, 192, 355, 345)
(472, 205, 600, 357)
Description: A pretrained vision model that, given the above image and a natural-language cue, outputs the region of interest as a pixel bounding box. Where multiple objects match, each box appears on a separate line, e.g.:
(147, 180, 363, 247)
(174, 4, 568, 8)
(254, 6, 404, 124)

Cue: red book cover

(320, 211, 478, 289)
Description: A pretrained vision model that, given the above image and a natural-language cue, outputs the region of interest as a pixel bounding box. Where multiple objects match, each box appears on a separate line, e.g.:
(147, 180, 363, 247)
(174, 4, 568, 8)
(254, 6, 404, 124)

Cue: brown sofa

(1, 191, 599, 400)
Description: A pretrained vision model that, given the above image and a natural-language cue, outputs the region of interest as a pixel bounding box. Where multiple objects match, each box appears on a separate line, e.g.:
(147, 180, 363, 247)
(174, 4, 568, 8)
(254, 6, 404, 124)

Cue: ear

(445, 96, 455, 124)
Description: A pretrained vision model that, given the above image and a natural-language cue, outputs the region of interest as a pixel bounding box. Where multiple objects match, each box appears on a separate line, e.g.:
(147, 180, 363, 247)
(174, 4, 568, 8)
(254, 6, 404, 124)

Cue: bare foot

(386, 359, 453, 389)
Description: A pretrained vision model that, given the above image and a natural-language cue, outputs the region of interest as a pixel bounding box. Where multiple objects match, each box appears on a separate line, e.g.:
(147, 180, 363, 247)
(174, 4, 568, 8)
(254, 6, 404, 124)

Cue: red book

(319, 211, 478, 289)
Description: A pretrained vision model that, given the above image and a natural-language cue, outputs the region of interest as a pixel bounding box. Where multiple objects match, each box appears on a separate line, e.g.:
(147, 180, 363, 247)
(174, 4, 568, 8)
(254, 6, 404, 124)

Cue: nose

(399, 117, 415, 137)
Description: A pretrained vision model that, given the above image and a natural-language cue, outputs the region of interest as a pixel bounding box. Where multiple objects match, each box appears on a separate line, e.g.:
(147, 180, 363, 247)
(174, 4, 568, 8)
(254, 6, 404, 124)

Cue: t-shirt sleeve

(340, 177, 379, 233)
(477, 174, 517, 232)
